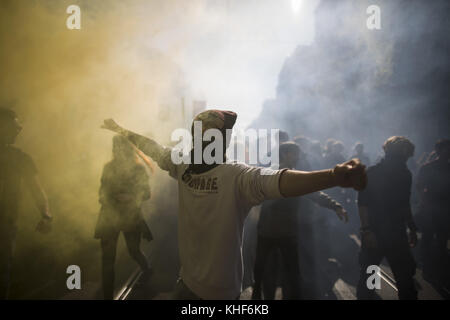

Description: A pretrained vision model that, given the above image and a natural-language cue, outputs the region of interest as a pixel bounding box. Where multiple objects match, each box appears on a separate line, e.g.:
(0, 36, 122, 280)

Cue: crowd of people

(244, 131, 449, 300)
(1, 106, 448, 300)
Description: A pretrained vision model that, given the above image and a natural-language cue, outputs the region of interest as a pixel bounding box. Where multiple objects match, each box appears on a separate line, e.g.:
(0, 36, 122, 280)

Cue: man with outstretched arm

(101, 110, 367, 300)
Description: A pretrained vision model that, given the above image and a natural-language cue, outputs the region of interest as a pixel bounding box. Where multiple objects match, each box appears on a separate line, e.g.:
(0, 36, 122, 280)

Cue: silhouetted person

(351, 143, 370, 167)
(309, 140, 324, 170)
(101, 110, 366, 300)
(293, 135, 312, 171)
(0, 107, 52, 299)
(95, 135, 153, 300)
(416, 139, 450, 287)
(293, 135, 311, 152)
(357, 136, 418, 300)
(252, 142, 348, 300)
(323, 140, 346, 168)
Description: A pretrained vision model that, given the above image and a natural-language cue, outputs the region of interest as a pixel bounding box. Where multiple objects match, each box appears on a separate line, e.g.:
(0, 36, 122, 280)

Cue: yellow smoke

(0, 0, 199, 297)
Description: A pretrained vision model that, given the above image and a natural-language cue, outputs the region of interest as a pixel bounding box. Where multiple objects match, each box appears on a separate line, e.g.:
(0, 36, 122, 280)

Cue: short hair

(0, 107, 17, 121)
(325, 138, 336, 151)
(383, 136, 415, 158)
(435, 139, 450, 155)
(354, 142, 363, 150)
(279, 141, 300, 159)
(278, 131, 290, 144)
(333, 141, 345, 153)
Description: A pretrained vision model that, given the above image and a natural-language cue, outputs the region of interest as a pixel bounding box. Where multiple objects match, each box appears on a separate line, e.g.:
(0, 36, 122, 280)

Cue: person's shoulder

(6, 146, 37, 175)
(222, 161, 249, 170)
(219, 161, 249, 175)
(102, 161, 116, 175)
(9, 146, 35, 166)
(366, 163, 379, 175)
(363, 163, 385, 186)
(103, 160, 114, 169)
(8, 145, 31, 159)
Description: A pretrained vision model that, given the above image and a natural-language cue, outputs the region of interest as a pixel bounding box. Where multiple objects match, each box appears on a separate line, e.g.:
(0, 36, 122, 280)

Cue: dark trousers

(253, 235, 301, 299)
(357, 242, 417, 300)
(172, 278, 202, 300)
(100, 231, 149, 300)
(0, 227, 16, 300)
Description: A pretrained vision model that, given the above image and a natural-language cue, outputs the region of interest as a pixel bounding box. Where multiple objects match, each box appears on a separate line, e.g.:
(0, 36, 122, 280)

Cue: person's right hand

(333, 158, 367, 191)
(361, 230, 378, 249)
(101, 119, 122, 133)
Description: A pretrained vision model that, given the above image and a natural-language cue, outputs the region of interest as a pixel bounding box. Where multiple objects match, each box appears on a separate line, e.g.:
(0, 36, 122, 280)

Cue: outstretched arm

(279, 159, 367, 198)
(101, 119, 164, 161)
(306, 191, 348, 222)
(101, 119, 178, 176)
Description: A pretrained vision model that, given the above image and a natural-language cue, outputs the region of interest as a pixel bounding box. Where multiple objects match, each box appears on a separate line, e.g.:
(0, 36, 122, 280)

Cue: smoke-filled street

(0, 0, 449, 310)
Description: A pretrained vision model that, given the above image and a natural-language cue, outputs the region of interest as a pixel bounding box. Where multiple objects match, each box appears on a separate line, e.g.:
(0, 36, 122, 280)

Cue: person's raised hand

(333, 158, 367, 191)
(101, 119, 123, 134)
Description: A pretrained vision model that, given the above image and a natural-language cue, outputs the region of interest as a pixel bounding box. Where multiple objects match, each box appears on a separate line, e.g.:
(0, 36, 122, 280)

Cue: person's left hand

(335, 206, 348, 223)
(36, 218, 52, 234)
(408, 229, 418, 248)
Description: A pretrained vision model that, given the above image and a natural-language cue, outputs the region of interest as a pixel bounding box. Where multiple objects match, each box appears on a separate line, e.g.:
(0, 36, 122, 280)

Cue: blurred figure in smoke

(309, 140, 324, 171)
(351, 143, 370, 167)
(95, 135, 153, 300)
(293, 136, 312, 171)
(0, 108, 52, 299)
(357, 136, 418, 300)
(323, 139, 335, 161)
(252, 142, 347, 300)
(416, 139, 450, 288)
(101, 111, 366, 300)
(293, 135, 311, 152)
(323, 140, 346, 168)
